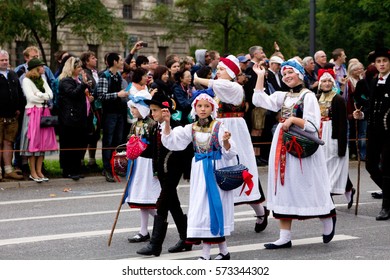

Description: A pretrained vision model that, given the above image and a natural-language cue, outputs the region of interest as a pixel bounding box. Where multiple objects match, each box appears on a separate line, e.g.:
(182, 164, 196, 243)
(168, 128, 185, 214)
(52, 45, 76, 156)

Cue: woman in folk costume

(317, 69, 355, 208)
(161, 91, 237, 260)
(193, 55, 269, 233)
(252, 59, 336, 249)
(124, 90, 161, 243)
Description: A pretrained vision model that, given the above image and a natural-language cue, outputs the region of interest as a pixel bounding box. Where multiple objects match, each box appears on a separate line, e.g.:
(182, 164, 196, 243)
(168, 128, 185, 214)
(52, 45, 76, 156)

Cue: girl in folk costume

(193, 55, 269, 233)
(317, 69, 355, 208)
(252, 59, 336, 249)
(161, 92, 237, 260)
(124, 90, 161, 243)
(20, 58, 58, 182)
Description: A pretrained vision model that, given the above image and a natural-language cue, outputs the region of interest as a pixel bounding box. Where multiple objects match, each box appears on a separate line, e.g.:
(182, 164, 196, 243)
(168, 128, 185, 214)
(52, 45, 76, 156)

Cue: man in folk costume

(353, 47, 390, 220)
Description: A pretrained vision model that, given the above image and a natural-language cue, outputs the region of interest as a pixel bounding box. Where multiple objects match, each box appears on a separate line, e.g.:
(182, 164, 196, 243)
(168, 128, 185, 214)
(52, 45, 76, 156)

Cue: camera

(141, 42, 148, 47)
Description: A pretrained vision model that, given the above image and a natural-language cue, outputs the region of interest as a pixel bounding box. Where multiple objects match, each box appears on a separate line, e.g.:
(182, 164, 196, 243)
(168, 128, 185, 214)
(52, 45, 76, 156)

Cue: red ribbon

(110, 151, 120, 183)
(285, 136, 304, 172)
(162, 101, 169, 107)
(239, 170, 254, 196)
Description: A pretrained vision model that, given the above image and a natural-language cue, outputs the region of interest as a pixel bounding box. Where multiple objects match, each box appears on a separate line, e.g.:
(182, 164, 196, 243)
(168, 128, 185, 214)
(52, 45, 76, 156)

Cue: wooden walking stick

(354, 105, 362, 215)
(108, 160, 134, 246)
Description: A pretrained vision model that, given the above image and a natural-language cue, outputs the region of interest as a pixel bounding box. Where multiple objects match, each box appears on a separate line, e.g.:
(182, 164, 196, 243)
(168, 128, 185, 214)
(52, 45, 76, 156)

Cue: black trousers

(156, 171, 185, 222)
(366, 131, 390, 199)
(59, 125, 87, 175)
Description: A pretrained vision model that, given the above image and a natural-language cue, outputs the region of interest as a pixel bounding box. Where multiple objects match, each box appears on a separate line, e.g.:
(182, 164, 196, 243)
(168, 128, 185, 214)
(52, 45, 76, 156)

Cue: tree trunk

(47, 0, 59, 71)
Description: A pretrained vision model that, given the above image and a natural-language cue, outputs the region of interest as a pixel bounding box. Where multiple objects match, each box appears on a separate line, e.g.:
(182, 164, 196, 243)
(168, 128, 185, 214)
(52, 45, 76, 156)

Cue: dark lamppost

(310, 0, 316, 56)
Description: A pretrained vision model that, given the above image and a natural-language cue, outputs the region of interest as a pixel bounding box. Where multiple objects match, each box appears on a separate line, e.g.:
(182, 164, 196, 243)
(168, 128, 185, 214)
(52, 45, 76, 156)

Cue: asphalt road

(1, 161, 389, 262)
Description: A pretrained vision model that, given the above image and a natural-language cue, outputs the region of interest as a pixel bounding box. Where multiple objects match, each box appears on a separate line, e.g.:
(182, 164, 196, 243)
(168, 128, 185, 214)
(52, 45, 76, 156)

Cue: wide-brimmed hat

(27, 58, 45, 71)
(144, 93, 176, 114)
(368, 47, 390, 63)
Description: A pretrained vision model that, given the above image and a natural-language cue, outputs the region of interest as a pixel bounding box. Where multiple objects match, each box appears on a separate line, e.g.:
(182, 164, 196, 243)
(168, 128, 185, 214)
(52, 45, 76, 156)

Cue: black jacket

(0, 70, 25, 118)
(58, 77, 89, 128)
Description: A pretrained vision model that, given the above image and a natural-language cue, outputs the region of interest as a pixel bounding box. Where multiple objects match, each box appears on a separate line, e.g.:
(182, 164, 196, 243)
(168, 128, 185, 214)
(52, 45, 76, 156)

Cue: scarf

(31, 76, 45, 93)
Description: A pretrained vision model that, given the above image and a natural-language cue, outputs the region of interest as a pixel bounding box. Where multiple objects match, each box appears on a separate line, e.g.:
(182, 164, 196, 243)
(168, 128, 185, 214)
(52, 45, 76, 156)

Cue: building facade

(6, 0, 200, 70)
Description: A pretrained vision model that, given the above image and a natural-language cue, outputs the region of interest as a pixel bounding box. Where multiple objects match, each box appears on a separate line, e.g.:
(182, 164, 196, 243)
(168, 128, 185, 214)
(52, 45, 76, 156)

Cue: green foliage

(145, 0, 389, 64)
(317, 0, 390, 64)
(0, 0, 125, 68)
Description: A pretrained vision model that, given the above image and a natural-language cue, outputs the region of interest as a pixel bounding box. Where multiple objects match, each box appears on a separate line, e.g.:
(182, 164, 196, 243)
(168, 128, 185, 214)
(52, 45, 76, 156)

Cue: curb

(0, 175, 107, 190)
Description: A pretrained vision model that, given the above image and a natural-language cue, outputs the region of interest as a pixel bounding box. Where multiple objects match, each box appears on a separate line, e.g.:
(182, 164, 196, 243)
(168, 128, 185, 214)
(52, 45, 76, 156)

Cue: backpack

(93, 70, 111, 110)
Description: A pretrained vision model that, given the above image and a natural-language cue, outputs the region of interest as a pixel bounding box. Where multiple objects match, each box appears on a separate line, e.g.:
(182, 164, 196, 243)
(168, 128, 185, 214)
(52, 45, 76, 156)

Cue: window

(123, 5, 132, 19)
(15, 41, 28, 66)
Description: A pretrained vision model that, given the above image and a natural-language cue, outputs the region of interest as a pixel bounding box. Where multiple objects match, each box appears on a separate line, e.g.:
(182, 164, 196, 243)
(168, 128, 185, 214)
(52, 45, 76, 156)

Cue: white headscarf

(189, 93, 219, 120)
(127, 89, 152, 119)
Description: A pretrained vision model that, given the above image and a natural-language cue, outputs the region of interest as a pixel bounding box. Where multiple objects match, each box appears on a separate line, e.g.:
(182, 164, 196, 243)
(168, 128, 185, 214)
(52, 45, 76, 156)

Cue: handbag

(214, 155, 249, 191)
(283, 120, 324, 158)
(40, 115, 59, 127)
(126, 135, 148, 160)
(40, 101, 58, 127)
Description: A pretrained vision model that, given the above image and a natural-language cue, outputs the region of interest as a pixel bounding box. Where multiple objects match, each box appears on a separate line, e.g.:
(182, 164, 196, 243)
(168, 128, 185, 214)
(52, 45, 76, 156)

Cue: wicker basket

(282, 121, 323, 158)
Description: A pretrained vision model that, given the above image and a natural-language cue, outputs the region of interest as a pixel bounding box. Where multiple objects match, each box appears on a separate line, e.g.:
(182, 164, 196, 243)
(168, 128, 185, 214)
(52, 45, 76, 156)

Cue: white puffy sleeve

(217, 122, 237, 160)
(209, 79, 244, 106)
(252, 89, 286, 112)
(161, 123, 193, 151)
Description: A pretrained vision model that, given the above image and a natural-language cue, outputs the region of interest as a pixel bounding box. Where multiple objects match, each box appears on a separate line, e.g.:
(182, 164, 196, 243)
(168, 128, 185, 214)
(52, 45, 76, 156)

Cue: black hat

(144, 93, 176, 114)
(27, 58, 45, 70)
(368, 47, 390, 63)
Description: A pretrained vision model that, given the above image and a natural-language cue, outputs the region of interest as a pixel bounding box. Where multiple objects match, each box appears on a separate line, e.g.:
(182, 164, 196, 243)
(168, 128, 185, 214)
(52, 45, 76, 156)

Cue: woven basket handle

(213, 154, 240, 171)
(115, 143, 127, 152)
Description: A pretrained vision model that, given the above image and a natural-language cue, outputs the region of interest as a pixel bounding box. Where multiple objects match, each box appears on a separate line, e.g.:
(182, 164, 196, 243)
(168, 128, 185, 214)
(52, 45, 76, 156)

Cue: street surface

(0, 161, 389, 261)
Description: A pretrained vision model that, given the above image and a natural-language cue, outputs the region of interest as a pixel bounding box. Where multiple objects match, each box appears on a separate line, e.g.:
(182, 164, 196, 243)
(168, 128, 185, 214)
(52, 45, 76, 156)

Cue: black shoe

(264, 241, 292, 249)
(371, 191, 383, 199)
(255, 206, 270, 233)
(348, 188, 356, 209)
(168, 239, 193, 253)
(376, 208, 390, 221)
(197, 256, 210, 260)
(323, 216, 336, 243)
(137, 243, 162, 256)
(63, 174, 80, 181)
(128, 233, 150, 243)
(105, 172, 115, 183)
(214, 252, 230, 260)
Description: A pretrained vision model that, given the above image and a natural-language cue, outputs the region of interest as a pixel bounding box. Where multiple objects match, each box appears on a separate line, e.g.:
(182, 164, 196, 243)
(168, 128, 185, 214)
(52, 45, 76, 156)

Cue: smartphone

(141, 42, 148, 47)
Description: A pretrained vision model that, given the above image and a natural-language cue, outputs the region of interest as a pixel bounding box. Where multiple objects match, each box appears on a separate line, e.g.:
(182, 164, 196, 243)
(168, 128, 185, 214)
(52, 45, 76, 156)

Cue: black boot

(376, 199, 390, 220)
(376, 177, 390, 221)
(168, 214, 192, 253)
(137, 215, 168, 256)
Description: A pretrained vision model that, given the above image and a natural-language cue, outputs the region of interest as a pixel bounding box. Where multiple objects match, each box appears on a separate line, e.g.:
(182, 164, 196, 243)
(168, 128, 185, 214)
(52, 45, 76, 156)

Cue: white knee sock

(218, 241, 229, 255)
(250, 203, 265, 223)
(345, 190, 352, 203)
(201, 243, 211, 260)
(272, 229, 291, 245)
(320, 217, 333, 235)
(139, 209, 150, 236)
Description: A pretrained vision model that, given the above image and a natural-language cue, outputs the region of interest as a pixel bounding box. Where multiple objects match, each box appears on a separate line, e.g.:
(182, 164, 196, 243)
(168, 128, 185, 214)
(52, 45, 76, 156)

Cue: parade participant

(193, 55, 269, 233)
(252, 59, 336, 249)
(124, 90, 161, 243)
(317, 69, 355, 208)
(161, 92, 237, 260)
(353, 47, 390, 220)
(137, 94, 192, 257)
